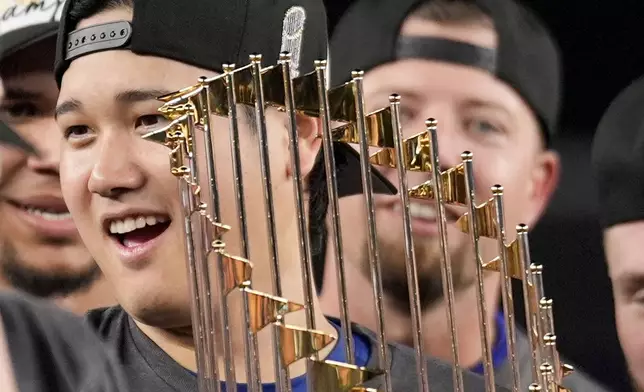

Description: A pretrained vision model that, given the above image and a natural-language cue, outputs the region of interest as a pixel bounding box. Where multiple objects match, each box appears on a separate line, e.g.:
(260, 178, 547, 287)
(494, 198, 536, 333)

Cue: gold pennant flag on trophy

(275, 324, 336, 366)
(309, 359, 383, 392)
(242, 289, 305, 333)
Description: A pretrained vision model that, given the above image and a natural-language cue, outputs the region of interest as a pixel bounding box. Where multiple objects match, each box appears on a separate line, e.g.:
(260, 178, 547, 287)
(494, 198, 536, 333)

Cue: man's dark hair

(66, 0, 329, 291)
(67, 0, 134, 21)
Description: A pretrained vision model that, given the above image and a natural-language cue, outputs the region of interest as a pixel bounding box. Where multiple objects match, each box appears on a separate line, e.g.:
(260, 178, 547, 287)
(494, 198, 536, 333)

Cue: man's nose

(25, 119, 61, 176)
(88, 133, 146, 199)
(380, 114, 464, 183)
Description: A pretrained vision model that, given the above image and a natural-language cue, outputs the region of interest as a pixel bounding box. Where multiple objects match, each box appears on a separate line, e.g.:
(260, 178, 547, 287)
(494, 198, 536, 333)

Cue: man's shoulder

(510, 328, 613, 392)
(0, 291, 128, 392)
(351, 322, 510, 392)
(0, 290, 89, 346)
(387, 339, 509, 392)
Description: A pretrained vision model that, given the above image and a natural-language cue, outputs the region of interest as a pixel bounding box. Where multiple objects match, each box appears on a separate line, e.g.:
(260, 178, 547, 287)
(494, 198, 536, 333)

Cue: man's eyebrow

(462, 98, 511, 115)
(55, 99, 83, 119)
(115, 89, 174, 104)
(374, 87, 424, 103)
(54, 89, 173, 120)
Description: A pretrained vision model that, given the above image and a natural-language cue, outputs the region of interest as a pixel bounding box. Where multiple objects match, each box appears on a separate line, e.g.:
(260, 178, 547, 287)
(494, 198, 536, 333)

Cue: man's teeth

(109, 216, 168, 235)
(25, 207, 72, 221)
(394, 202, 437, 219)
(409, 202, 437, 219)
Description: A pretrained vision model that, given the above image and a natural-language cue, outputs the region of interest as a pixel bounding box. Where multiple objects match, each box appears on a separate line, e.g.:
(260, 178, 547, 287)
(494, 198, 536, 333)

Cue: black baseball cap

(54, 0, 396, 198)
(329, 0, 562, 143)
(592, 75, 644, 229)
(0, 1, 63, 61)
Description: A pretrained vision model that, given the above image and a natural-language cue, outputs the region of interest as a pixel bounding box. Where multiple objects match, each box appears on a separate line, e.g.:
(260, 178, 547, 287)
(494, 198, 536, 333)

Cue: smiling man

(0, 0, 114, 313)
(51, 0, 506, 391)
(0, 64, 127, 392)
(317, 0, 608, 391)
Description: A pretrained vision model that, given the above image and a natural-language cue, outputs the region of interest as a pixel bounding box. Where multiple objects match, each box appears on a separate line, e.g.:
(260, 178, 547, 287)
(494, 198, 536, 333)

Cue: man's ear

(285, 113, 322, 179)
(526, 149, 561, 227)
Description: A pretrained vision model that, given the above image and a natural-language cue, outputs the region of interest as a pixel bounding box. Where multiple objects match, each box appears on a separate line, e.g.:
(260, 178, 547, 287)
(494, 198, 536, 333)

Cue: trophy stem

(197, 79, 240, 392)
(531, 264, 547, 381)
(279, 53, 317, 333)
(492, 188, 521, 392)
(542, 301, 561, 381)
(250, 54, 292, 392)
(315, 60, 355, 365)
(517, 227, 542, 384)
(462, 154, 496, 392)
(184, 115, 223, 392)
(389, 95, 430, 392)
(180, 177, 220, 392)
(223, 64, 262, 392)
(351, 70, 393, 392)
(427, 121, 465, 392)
(280, 52, 319, 392)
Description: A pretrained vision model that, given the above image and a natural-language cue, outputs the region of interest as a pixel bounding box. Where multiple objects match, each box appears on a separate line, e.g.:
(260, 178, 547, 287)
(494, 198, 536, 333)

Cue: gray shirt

(495, 328, 613, 391)
(0, 291, 127, 392)
(85, 306, 511, 392)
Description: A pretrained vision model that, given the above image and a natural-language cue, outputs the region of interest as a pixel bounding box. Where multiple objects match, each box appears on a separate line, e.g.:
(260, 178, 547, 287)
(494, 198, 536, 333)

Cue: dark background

(323, 1, 644, 391)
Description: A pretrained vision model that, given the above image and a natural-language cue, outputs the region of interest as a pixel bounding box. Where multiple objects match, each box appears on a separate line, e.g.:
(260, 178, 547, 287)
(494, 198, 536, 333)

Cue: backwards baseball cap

(329, 0, 562, 143)
(592, 75, 644, 229)
(0, 0, 63, 61)
(53, 0, 396, 198)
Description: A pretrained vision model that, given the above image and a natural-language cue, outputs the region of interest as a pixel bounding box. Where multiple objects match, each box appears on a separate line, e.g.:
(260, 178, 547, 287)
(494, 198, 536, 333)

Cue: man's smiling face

(0, 36, 99, 297)
(55, 6, 321, 330)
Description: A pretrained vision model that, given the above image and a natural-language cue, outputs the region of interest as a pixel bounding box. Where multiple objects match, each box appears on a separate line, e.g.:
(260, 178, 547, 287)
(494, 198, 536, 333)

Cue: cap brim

(0, 22, 59, 60)
(333, 141, 398, 197)
(0, 121, 36, 154)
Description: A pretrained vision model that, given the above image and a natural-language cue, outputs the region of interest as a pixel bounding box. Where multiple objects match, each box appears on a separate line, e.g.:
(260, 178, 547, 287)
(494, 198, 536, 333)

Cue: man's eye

(633, 290, 644, 305)
(399, 107, 416, 123)
(135, 114, 168, 130)
(2, 102, 40, 119)
(465, 118, 504, 134)
(63, 126, 91, 140)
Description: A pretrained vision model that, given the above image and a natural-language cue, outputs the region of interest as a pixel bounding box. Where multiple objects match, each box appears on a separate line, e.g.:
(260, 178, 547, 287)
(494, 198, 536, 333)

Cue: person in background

(592, 74, 644, 392)
(317, 0, 609, 390)
(0, 0, 115, 314)
(0, 75, 127, 392)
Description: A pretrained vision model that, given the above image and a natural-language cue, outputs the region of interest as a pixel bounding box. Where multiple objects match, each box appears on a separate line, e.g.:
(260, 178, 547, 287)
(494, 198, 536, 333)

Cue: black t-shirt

(0, 291, 128, 392)
(86, 306, 506, 392)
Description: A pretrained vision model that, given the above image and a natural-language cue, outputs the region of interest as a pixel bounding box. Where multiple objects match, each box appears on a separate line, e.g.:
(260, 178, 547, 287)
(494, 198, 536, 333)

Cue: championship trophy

(143, 51, 574, 392)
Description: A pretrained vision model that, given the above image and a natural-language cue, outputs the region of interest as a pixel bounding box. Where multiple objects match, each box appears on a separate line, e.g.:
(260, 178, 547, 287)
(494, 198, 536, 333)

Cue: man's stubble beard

(361, 231, 475, 314)
(0, 238, 101, 298)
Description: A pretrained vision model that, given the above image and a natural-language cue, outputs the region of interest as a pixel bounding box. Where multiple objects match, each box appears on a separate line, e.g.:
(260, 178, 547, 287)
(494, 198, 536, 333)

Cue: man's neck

(137, 298, 338, 384)
(414, 279, 501, 368)
(136, 243, 339, 385)
(319, 255, 502, 368)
